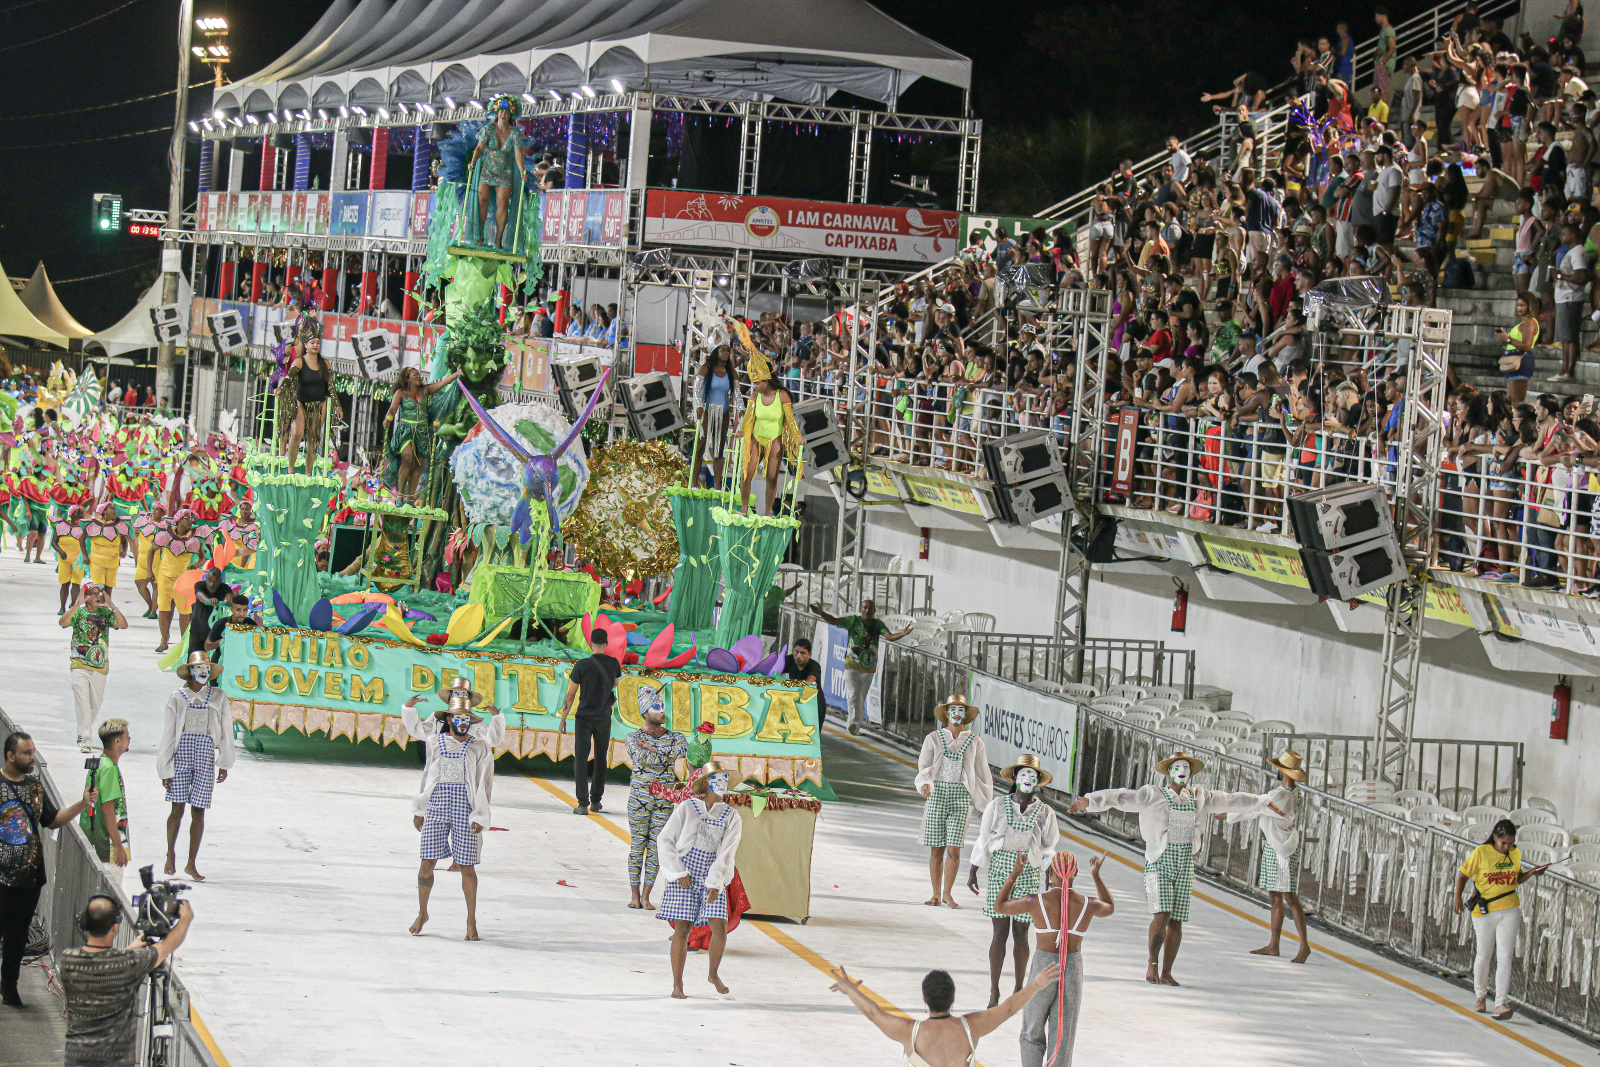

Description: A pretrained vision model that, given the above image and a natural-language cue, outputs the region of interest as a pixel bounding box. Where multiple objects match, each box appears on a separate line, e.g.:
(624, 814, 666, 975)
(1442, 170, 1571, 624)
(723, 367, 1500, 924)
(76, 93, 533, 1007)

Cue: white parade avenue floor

(2, 550, 1593, 1066)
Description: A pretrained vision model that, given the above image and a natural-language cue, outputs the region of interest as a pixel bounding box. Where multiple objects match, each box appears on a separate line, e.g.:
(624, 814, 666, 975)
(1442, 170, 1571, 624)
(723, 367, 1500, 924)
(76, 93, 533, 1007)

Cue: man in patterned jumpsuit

(625, 685, 686, 910)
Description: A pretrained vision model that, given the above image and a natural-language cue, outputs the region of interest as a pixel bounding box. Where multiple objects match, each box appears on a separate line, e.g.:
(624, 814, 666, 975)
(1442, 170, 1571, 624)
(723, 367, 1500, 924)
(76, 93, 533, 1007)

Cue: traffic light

(92, 193, 122, 233)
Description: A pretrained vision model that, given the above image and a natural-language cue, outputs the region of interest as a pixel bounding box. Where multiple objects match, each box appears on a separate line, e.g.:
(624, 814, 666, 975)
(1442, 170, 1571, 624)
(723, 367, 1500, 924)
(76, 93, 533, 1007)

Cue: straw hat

(934, 693, 972, 726)
(1156, 751, 1205, 776)
(176, 651, 214, 681)
(1265, 749, 1309, 782)
(1000, 753, 1053, 789)
(435, 676, 484, 714)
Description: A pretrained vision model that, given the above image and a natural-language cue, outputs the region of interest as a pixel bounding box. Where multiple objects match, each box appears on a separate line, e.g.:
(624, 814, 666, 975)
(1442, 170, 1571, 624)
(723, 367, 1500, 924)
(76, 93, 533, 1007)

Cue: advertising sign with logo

(541, 191, 567, 245)
(1110, 407, 1139, 495)
(810, 623, 881, 722)
(329, 192, 369, 236)
(959, 214, 1067, 254)
(601, 190, 626, 246)
(196, 193, 215, 231)
(369, 191, 412, 237)
(969, 672, 1078, 793)
(409, 192, 434, 239)
(307, 192, 332, 235)
(903, 474, 985, 515)
(564, 191, 588, 244)
(643, 190, 959, 263)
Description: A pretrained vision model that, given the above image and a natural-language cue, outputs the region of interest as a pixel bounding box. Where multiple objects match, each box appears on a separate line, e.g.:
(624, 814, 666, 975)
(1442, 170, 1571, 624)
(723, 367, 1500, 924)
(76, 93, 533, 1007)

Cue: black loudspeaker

(982, 429, 1069, 525)
(352, 329, 396, 378)
(1299, 538, 1405, 599)
(1288, 482, 1393, 551)
(150, 304, 184, 344)
(207, 310, 246, 353)
(553, 354, 607, 421)
(621, 372, 683, 441)
(330, 523, 368, 575)
(791, 398, 847, 474)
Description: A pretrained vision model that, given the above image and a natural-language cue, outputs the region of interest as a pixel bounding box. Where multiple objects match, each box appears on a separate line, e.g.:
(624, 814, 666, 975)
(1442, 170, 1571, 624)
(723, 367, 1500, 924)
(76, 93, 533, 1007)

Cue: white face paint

(946, 706, 967, 726)
(449, 714, 472, 734)
(1169, 759, 1192, 785)
(709, 773, 729, 796)
(189, 664, 212, 684)
(1014, 767, 1039, 793)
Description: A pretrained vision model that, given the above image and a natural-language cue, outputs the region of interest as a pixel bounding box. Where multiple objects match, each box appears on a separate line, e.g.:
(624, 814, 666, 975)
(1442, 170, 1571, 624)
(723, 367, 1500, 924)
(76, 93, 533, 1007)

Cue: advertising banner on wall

(643, 190, 960, 263)
(969, 672, 1079, 793)
(809, 622, 882, 723)
(369, 191, 412, 237)
(329, 192, 369, 236)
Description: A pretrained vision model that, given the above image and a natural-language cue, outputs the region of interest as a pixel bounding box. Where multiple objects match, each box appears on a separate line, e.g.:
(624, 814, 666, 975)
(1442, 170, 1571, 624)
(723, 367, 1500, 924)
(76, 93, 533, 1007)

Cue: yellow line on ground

(828, 726, 1583, 1067)
(189, 1005, 232, 1066)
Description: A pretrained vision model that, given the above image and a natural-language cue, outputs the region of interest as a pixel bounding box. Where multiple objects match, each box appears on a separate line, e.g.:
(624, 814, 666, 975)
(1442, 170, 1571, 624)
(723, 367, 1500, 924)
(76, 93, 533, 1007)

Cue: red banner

(1110, 407, 1140, 497)
(642, 190, 958, 263)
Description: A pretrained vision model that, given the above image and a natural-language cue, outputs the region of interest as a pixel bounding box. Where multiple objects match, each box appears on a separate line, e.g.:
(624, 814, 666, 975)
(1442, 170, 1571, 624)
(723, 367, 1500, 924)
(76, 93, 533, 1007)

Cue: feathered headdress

(726, 317, 773, 382)
(487, 93, 521, 121)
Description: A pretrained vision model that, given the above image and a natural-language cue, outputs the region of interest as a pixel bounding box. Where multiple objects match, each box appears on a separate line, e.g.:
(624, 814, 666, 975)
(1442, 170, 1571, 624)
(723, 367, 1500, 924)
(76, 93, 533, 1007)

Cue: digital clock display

(128, 223, 162, 237)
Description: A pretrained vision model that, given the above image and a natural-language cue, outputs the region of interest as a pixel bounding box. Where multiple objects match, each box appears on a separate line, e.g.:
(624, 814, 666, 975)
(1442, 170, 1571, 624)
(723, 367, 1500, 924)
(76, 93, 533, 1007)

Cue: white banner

(969, 672, 1079, 793)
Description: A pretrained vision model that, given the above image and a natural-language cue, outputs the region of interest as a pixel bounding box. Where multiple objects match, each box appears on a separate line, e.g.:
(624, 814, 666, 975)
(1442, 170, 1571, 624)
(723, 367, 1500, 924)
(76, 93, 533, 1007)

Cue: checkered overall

(1144, 786, 1197, 922)
(420, 733, 480, 865)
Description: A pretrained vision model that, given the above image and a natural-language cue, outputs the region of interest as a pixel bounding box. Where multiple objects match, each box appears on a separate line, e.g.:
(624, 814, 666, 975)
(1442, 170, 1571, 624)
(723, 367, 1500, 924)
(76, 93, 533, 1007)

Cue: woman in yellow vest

(83, 501, 130, 591)
(219, 499, 259, 571)
(731, 326, 803, 516)
(148, 508, 206, 653)
(52, 504, 86, 614)
(132, 501, 167, 619)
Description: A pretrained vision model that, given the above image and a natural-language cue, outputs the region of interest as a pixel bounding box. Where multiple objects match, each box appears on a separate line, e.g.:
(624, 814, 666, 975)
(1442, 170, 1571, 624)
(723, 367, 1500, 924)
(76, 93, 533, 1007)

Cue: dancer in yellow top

(83, 501, 130, 590)
(53, 505, 87, 614)
(132, 501, 167, 619)
(148, 509, 206, 653)
(730, 321, 802, 516)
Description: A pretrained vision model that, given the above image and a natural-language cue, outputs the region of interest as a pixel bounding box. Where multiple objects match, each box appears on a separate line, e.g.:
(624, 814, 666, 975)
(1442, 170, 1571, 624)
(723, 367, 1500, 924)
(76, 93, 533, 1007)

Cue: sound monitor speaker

(791, 399, 837, 441)
(1288, 482, 1393, 552)
(352, 329, 396, 377)
(207, 310, 246, 353)
(997, 470, 1070, 525)
(802, 430, 847, 474)
(552, 354, 605, 393)
(620, 372, 683, 441)
(984, 429, 1062, 484)
(1300, 537, 1405, 600)
(268, 319, 297, 347)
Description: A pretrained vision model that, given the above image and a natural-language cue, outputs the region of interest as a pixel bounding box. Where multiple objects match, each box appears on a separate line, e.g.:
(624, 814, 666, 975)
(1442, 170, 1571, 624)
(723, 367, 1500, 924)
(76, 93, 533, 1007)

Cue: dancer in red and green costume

(14, 447, 51, 564)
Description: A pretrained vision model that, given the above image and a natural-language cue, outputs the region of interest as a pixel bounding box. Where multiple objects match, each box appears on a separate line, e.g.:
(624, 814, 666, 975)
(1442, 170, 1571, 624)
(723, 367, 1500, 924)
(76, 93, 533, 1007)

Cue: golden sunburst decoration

(561, 440, 685, 579)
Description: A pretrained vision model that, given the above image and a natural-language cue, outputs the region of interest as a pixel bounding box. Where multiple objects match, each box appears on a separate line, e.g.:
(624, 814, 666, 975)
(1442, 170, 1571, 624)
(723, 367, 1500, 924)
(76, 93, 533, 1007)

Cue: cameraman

(61, 894, 193, 1067)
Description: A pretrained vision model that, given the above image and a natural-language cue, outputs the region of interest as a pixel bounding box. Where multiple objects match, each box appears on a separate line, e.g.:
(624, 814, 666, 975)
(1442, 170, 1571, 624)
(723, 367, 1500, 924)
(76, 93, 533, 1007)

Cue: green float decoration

(665, 487, 725, 630)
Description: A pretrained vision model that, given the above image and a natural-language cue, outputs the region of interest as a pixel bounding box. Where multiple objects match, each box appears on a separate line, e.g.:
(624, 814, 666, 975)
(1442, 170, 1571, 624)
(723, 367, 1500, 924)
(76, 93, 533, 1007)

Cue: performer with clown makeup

(970, 754, 1059, 1008)
(402, 677, 506, 942)
(1067, 751, 1281, 985)
(658, 759, 743, 999)
(156, 652, 235, 881)
(915, 693, 993, 908)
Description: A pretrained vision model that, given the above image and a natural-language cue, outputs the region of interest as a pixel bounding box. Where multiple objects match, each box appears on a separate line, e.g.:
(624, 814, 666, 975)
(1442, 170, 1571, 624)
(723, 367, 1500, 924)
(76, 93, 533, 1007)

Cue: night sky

(0, 0, 1433, 331)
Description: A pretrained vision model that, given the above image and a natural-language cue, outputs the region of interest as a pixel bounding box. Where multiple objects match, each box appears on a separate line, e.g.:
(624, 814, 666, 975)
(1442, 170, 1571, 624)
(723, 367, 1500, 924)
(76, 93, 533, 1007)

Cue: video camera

(131, 865, 188, 941)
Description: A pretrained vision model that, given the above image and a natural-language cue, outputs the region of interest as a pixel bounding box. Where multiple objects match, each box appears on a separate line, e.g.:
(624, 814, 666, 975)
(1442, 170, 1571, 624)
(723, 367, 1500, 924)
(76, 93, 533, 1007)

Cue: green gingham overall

(922, 729, 975, 848)
(1145, 786, 1197, 922)
(983, 798, 1044, 921)
(1258, 841, 1301, 893)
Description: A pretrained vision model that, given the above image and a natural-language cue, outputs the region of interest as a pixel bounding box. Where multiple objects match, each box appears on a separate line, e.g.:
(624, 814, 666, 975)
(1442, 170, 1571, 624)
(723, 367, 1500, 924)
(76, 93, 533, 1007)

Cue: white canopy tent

(217, 0, 970, 113)
(84, 275, 193, 358)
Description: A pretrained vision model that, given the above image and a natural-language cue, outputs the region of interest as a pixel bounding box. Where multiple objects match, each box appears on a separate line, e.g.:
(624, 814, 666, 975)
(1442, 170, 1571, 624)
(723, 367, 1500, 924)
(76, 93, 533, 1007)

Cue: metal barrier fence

(1259, 730, 1524, 812)
(1074, 705, 1596, 1037)
(786, 569, 934, 617)
(1, 706, 220, 1067)
(944, 631, 1195, 696)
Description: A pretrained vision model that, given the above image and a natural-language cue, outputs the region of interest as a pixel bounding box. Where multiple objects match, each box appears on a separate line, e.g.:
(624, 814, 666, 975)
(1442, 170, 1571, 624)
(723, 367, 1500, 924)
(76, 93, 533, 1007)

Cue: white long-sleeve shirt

(156, 684, 235, 779)
(971, 795, 1058, 871)
(1227, 784, 1300, 858)
(913, 727, 994, 812)
(1083, 784, 1272, 863)
(403, 705, 506, 829)
(656, 796, 743, 890)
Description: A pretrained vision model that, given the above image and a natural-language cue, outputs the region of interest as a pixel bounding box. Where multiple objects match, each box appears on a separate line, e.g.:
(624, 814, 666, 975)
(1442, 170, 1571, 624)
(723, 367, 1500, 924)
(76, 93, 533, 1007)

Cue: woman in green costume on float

(381, 366, 460, 501)
(467, 95, 527, 249)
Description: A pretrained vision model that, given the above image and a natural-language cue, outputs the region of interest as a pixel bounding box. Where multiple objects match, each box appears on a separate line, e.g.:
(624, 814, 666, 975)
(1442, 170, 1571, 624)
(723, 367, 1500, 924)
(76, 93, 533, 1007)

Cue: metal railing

(945, 631, 1195, 696)
(785, 569, 935, 617)
(2, 706, 221, 1067)
(1074, 706, 1597, 1037)
(1349, 0, 1523, 94)
(1256, 730, 1523, 810)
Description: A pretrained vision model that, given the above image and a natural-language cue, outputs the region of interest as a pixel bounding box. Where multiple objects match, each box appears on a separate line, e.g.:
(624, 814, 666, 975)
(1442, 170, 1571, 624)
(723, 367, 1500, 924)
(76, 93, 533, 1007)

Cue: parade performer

(156, 651, 234, 881)
(105, 454, 148, 518)
(132, 501, 166, 619)
(915, 693, 993, 908)
(52, 505, 86, 614)
(149, 509, 207, 653)
(58, 582, 127, 753)
(468, 94, 527, 249)
(1227, 748, 1313, 963)
(731, 334, 802, 516)
(624, 685, 687, 910)
(970, 754, 1059, 1008)
(402, 678, 505, 941)
(382, 367, 460, 500)
(1067, 752, 1280, 986)
(218, 499, 259, 571)
(82, 501, 129, 591)
(14, 452, 49, 564)
(658, 760, 742, 999)
(279, 317, 332, 476)
(995, 851, 1114, 1067)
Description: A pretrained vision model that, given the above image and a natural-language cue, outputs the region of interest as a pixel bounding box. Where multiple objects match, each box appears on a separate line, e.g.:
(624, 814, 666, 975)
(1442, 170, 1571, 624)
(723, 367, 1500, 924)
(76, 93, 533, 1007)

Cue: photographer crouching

(60, 885, 193, 1067)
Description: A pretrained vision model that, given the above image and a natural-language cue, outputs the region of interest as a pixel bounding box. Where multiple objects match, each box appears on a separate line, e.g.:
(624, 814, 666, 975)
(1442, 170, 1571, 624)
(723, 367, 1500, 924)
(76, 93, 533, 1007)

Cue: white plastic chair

(1213, 720, 1250, 739)
(1093, 704, 1126, 720)
(1228, 740, 1265, 762)
(1407, 804, 1462, 826)
(1107, 684, 1147, 701)
(1462, 805, 1512, 825)
(1508, 806, 1557, 826)
(1572, 843, 1600, 866)
(1519, 825, 1571, 853)
(1214, 709, 1255, 724)
(1190, 727, 1233, 745)
(1526, 796, 1561, 818)
(879, 613, 914, 634)
(1173, 709, 1216, 728)
(1567, 863, 1600, 887)
(1481, 788, 1516, 808)
(1461, 822, 1497, 843)
(1249, 719, 1294, 735)
(1090, 697, 1133, 711)
(1135, 699, 1180, 716)
(1123, 711, 1164, 732)
(1158, 718, 1198, 738)
(1409, 810, 1457, 831)
(962, 612, 997, 633)
(1369, 802, 1411, 820)
(1058, 682, 1101, 700)
(1519, 842, 1559, 867)
(1178, 698, 1213, 714)
(1570, 825, 1600, 845)
(1435, 786, 1476, 812)
(1346, 779, 1397, 804)
(1392, 789, 1437, 810)
(1145, 685, 1185, 701)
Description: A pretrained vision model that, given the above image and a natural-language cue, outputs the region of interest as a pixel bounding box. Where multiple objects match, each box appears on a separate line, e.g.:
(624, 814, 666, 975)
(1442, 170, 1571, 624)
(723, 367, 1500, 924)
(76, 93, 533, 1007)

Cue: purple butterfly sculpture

(454, 370, 612, 544)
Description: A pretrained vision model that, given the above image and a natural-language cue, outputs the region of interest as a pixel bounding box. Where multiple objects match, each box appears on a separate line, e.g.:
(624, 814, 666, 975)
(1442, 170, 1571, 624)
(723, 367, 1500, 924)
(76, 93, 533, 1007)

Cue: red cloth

(1269, 274, 1294, 322)
(688, 868, 749, 949)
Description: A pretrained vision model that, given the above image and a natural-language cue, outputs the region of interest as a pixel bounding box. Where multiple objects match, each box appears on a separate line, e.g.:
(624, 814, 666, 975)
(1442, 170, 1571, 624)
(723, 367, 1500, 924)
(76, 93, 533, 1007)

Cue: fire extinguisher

(1552, 677, 1571, 741)
(1171, 579, 1188, 633)
(919, 527, 931, 560)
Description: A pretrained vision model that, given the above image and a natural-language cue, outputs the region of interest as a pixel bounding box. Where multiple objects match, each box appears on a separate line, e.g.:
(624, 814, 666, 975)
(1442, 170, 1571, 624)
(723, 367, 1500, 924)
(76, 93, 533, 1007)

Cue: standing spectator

(1399, 57, 1426, 147)
(1372, 147, 1405, 270)
(808, 598, 912, 735)
(1, 731, 96, 1007)
(1374, 9, 1398, 107)
(1333, 21, 1355, 85)
(1167, 135, 1191, 184)
(1453, 820, 1548, 1020)
(60, 895, 192, 1067)
(1554, 222, 1590, 382)
(558, 628, 624, 815)
(82, 719, 131, 889)
(59, 583, 127, 754)
(1565, 109, 1594, 203)
(1236, 168, 1281, 277)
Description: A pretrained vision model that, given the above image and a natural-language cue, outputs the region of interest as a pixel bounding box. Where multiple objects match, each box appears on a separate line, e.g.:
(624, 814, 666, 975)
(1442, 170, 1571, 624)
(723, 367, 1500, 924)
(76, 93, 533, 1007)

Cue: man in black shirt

(559, 629, 624, 815)
(204, 594, 260, 666)
(783, 638, 823, 688)
(61, 895, 192, 1066)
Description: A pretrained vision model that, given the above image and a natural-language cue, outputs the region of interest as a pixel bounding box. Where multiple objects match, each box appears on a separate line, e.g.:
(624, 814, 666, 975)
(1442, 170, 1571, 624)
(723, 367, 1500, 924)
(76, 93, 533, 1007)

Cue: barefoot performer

(403, 678, 506, 941)
(1067, 751, 1279, 986)
(1231, 748, 1311, 963)
(624, 685, 687, 910)
(995, 851, 1115, 1067)
(156, 652, 234, 881)
(915, 693, 993, 907)
(970, 754, 1058, 1008)
(658, 760, 741, 998)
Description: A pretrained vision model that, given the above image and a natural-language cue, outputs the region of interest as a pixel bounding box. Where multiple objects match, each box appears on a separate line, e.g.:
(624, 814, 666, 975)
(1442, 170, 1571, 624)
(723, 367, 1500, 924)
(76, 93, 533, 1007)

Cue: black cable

(0, 81, 211, 122)
(54, 261, 160, 285)
(0, 124, 168, 150)
(0, 0, 149, 54)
